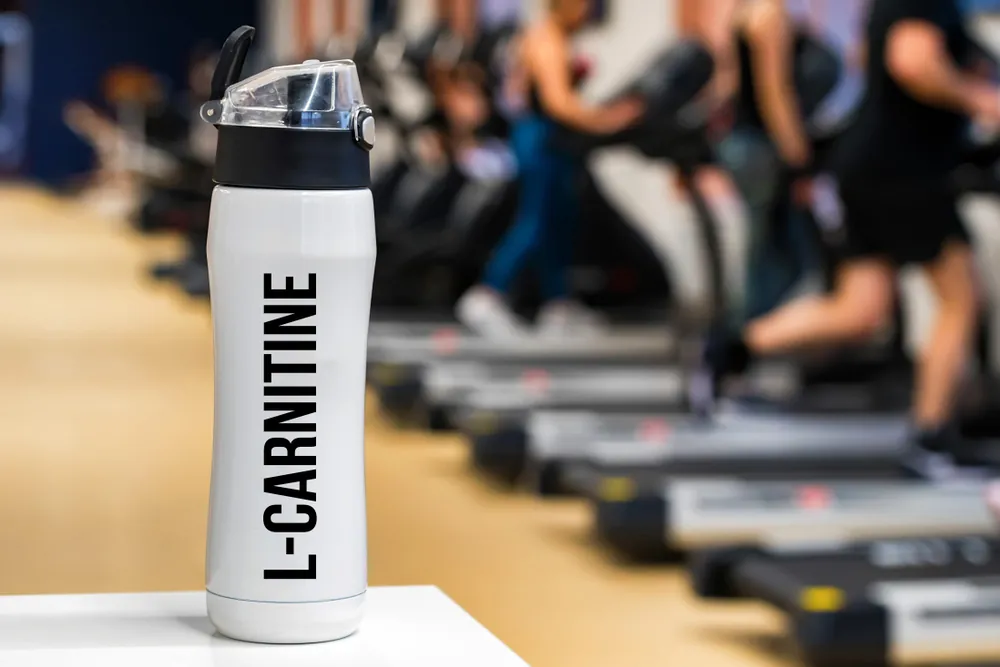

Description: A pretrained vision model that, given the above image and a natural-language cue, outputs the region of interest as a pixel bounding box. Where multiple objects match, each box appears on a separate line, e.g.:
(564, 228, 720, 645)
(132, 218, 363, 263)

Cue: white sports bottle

(201, 26, 376, 644)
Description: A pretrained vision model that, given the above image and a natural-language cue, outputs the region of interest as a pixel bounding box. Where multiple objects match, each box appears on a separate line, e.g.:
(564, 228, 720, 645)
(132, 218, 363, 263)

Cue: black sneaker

(688, 331, 751, 417)
(900, 424, 990, 482)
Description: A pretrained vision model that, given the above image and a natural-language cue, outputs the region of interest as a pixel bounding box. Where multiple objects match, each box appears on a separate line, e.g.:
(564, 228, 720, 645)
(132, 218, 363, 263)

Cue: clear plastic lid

(213, 59, 365, 130)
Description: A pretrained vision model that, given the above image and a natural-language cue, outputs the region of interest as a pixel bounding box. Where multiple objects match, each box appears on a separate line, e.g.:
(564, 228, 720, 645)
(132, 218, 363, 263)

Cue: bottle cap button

(361, 115, 376, 146)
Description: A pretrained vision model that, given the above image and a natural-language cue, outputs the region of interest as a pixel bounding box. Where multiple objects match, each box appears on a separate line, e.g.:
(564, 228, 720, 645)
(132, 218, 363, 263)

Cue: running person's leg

(897, 188, 980, 473)
(457, 116, 550, 337)
(716, 126, 807, 327)
(534, 147, 606, 334)
(535, 146, 575, 304)
(743, 258, 895, 352)
(916, 241, 979, 429)
(701, 178, 982, 475)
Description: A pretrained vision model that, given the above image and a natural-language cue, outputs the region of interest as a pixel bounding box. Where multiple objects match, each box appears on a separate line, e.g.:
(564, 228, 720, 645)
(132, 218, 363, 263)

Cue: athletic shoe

(900, 423, 991, 482)
(455, 287, 528, 340)
(536, 301, 608, 338)
(686, 366, 717, 419)
(687, 330, 752, 417)
(900, 448, 966, 482)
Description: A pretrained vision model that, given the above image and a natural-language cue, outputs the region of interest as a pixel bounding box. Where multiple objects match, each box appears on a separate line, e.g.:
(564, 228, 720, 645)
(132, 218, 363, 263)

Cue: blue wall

(24, 0, 258, 185)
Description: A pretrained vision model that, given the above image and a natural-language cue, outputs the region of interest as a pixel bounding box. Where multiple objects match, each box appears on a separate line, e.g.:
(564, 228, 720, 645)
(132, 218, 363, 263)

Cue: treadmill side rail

(668, 480, 997, 550)
(874, 578, 1000, 666)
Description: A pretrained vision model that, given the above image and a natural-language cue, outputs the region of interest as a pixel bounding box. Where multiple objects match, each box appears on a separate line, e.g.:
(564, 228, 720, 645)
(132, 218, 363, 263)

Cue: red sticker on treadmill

(521, 369, 551, 396)
(796, 485, 833, 510)
(986, 483, 1000, 519)
(431, 327, 460, 355)
(637, 418, 670, 443)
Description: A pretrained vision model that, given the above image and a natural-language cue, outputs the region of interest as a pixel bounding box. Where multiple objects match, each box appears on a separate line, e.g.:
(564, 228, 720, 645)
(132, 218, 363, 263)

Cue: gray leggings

(716, 126, 821, 328)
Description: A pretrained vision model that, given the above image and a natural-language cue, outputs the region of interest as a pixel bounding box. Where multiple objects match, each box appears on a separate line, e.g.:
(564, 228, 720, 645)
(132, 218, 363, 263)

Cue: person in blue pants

(456, 0, 643, 339)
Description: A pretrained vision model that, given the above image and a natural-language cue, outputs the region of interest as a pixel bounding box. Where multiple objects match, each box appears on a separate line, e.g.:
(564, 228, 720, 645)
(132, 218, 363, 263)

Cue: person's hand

(605, 97, 646, 133)
(966, 82, 1000, 127)
(780, 140, 812, 175)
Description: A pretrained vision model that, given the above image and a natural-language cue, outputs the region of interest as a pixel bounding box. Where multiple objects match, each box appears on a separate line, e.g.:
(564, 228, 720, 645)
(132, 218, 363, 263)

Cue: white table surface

(0, 586, 530, 667)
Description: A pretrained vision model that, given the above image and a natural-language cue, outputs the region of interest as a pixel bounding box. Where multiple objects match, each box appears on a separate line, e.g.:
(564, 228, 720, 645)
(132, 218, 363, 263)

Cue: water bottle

(201, 26, 377, 644)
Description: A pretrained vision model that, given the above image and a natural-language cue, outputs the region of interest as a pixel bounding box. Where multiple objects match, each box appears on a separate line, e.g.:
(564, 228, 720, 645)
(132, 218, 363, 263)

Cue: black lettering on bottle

(264, 273, 317, 299)
(263, 355, 316, 383)
(264, 402, 316, 432)
(262, 272, 319, 581)
(265, 339, 317, 351)
(264, 305, 317, 335)
(264, 438, 317, 466)
(264, 554, 317, 580)
(264, 470, 317, 501)
(265, 386, 316, 397)
(264, 504, 317, 532)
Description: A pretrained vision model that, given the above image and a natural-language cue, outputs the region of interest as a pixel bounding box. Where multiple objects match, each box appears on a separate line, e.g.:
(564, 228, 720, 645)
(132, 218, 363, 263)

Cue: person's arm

(743, 0, 812, 168)
(528, 27, 642, 134)
(449, 0, 478, 44)
(676, 0, 701, 37)
(705, 0, 741, 103)
(886, 20, 995, 117)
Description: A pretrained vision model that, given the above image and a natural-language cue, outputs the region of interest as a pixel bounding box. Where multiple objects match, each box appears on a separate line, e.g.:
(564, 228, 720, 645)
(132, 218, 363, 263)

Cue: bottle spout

(201, 25, 256, 124)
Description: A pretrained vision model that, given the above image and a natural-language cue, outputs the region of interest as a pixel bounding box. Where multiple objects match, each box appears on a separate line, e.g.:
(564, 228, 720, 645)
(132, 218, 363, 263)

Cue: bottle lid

(204, 26, 374, 189)
(208, 59, 366, 131)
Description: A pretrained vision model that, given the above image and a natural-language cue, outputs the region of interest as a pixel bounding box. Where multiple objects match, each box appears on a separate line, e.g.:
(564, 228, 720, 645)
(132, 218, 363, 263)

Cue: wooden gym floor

(0, 185, 789, 666)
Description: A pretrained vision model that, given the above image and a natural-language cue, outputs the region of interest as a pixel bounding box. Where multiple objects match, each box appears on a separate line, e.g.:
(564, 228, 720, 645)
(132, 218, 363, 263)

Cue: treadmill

(691, 535, 1000, 667)
(374, 41, 731, 428)
(419, 354, 675, 431)
(593, 469, 999, 561)
(458, 105, 923, 491)
(369, 326, 676, 425)
(462, 364, 688, 483)
(525, 369, 910, 495)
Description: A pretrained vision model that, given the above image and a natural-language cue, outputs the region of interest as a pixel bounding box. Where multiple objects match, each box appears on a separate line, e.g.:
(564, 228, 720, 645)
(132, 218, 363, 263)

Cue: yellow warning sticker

(599, 477, 636, 502)
(372, 363, 401, 385)
(469, 411, 499, 435)
(800, 587, 845, 612)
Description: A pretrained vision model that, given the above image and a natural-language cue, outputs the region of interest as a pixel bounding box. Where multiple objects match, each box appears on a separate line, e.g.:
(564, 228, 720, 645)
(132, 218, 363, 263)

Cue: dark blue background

(23, 0, 257, 185)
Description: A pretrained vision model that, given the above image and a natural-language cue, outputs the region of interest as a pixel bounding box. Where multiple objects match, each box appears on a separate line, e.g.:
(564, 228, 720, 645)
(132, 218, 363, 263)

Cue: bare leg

(745, 258, 896, 354)
(913, 241, 980, 429)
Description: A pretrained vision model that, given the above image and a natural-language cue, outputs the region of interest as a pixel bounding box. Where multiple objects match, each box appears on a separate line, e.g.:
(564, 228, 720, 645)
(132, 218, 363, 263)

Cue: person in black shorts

(698, 0, 1000, 477)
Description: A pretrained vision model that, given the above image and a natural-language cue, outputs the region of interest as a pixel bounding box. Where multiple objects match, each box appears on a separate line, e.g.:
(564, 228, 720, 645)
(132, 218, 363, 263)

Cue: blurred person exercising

(715, 0, 869, 328)
(446, 0, 523, 43)
(456, 0, 644, 338)
(699, 0, 1000, 478)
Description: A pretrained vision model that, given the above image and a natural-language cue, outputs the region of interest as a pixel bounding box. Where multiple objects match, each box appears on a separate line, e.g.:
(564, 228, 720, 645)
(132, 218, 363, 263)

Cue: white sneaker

(456, 287, 528, 340)
(536, 301, 608, 338)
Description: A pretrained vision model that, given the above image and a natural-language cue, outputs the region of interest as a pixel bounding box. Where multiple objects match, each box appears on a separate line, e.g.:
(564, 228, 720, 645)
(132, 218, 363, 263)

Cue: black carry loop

(211, 26, 257, 104)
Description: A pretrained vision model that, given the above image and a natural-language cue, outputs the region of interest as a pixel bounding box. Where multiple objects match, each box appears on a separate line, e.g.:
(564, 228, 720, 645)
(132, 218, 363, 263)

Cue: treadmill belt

(731, 537, 1000, 614)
